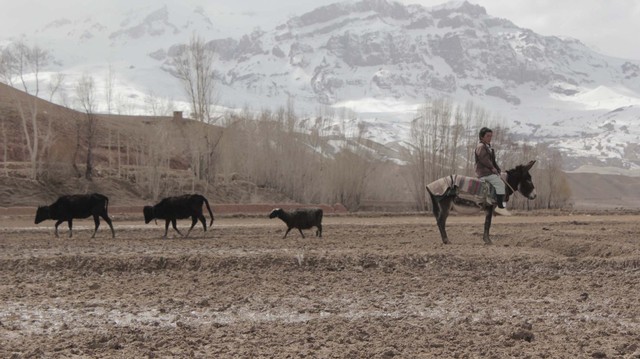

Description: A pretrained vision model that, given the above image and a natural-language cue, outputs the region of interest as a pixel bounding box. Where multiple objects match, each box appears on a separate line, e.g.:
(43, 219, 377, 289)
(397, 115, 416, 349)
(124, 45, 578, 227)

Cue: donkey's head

(509, 160, 537, 200)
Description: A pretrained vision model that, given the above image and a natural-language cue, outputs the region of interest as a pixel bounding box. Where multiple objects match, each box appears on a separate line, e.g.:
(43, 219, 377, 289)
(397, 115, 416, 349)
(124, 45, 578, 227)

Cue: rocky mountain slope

(3, 0, 640, 171)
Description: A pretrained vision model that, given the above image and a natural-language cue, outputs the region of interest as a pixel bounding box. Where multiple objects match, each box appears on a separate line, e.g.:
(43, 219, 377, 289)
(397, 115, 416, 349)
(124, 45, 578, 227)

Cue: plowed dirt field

(1, 212, 639, 358)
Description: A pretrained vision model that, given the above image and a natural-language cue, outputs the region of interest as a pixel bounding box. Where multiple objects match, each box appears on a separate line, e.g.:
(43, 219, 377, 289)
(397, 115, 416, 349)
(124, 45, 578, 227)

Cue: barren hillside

(0, 82, 297, 206)
(2, 83, 639, 210)
(564, 172, 640, 210)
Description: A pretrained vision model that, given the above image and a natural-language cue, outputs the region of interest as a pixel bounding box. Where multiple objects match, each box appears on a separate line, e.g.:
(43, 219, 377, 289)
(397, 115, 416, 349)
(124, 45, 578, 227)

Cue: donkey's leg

(435, 196, 454, 244)
(482, 205, 494, 244)
(429, 195, 445, 243)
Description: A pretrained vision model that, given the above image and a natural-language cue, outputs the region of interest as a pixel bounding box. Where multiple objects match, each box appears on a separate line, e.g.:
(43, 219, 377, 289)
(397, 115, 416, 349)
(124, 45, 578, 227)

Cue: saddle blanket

(427, 174, 499, 205)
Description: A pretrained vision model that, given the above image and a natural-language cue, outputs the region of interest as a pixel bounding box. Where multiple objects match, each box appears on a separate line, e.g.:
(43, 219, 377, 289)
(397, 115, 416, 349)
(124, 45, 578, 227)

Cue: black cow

(269, 208, 323, 239)
(143, 194, 214, 238)
(34, 193, 115, 238)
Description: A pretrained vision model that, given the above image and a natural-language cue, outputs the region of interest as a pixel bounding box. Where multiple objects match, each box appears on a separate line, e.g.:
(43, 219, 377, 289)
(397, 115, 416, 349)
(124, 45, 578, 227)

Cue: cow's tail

(201, 195, 214, 226)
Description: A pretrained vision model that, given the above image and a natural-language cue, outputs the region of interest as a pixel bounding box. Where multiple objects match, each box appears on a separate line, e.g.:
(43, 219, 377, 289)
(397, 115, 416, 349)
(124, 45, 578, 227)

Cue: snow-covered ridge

(2, 0, 640, 171)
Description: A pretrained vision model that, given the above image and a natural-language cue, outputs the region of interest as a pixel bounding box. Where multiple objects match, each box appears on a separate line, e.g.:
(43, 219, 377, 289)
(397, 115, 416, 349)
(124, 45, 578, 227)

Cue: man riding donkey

(475, 127, 511, 216)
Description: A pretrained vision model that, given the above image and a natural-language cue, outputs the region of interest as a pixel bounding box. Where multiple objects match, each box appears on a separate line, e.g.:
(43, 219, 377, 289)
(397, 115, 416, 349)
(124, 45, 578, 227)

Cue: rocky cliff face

(189, 0, 637, 108)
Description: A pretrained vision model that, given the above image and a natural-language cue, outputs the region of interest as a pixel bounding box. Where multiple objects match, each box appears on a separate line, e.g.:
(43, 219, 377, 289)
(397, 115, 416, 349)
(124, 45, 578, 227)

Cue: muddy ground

(1, 212, 639, 358)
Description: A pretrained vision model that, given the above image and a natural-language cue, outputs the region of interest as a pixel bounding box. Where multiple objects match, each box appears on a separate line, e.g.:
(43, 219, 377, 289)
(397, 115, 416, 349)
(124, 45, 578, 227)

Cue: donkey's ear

(525, 160, 536, 171)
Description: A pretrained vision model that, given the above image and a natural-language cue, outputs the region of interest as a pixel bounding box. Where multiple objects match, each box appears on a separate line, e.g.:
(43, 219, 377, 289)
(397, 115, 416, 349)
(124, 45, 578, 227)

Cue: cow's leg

(198, 215, 207, 232)
(68, 219, 73, 238)
(100, 212, 116, 238)
(316, 224, 322, 237)
(283, 227, 292, 239)
(163, 220, 170, 238)
(54, 220, 64, 238)
(298, 228, 306, 238)
(186, 216, 198, 238)
(482, 205, 494, 244)
(172, 219, 184, 237)
(91, 215, 100, 238)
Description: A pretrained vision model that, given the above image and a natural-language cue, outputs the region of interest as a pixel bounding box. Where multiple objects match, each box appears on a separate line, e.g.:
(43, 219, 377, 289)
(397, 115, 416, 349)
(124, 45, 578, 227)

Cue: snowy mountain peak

(33, 3, 216, 47)
(204, 0, 638, 103)
(285, 0, 410, 29)
(429, 0, 486, 15)
(110, 6, 177, 41)
(2, 1, 640, 171)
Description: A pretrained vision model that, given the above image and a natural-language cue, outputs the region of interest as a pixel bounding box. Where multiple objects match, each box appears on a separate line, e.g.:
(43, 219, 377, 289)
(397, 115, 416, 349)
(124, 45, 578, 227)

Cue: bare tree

(403, 98, 454, 210)
(328, 130, 374, 210)
(75, 73, 98, 181)
(145, 89, 175, 116)
(403, 114, 430, 211)
(533, 146, 572, 209)
(105, 63, 115, 114)
(115, 93, 136, 115)
(47, 72, 65, 102)
(70, 113, 83, 178)
(1, 117, 7, 177)
(0, 40, 52, 179)
(36, 111, 54, 177)
(137, 123, 171, 200)
(170, 34, 216, 123)
(461, 101, 488, 175)
(429, 98, 454, 180)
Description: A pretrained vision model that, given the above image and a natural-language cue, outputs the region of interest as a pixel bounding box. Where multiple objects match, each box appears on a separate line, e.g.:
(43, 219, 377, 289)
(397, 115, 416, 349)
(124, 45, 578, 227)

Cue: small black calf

(35, 193, 116, 238)
(143, 194, 214, 238)
(269, 208, 323, 239)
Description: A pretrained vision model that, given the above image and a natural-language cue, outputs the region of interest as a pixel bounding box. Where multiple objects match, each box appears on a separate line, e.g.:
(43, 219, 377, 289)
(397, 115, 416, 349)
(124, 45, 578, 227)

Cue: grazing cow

(34, 193, 116, 238)
(269, 208, 323, 239)
(143, 194, 214, 238)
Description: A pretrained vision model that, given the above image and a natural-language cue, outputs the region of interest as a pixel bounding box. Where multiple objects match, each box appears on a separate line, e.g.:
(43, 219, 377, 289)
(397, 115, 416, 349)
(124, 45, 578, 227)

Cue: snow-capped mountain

(4, 0, 640, 171)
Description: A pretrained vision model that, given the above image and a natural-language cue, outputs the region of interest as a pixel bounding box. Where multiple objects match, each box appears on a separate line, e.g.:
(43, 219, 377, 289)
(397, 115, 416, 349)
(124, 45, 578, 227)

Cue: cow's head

(34, 206, 50, 224)
(269, 208, 283, 219)
(143, 206, 154, 224)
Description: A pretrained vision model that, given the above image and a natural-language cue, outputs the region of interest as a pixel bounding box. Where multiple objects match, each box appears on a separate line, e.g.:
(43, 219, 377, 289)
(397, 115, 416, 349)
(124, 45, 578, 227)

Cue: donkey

(426, 160, 537, 244)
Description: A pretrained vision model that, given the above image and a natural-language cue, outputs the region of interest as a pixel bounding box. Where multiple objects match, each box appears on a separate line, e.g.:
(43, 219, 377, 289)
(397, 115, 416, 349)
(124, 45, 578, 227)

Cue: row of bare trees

(0, 37, 571, 210)
(0, 41, 105, 181)
(0, 40, 51, 180)
(214, 104, 373, 210)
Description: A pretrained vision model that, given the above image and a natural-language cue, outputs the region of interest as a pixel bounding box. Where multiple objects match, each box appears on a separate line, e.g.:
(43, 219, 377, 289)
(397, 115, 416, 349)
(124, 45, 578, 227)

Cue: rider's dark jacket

(474, 141, 501, 177)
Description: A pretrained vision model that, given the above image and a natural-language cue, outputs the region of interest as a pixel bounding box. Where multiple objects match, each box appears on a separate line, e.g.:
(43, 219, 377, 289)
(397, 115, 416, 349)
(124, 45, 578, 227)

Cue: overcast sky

(2, 0, 639, 60)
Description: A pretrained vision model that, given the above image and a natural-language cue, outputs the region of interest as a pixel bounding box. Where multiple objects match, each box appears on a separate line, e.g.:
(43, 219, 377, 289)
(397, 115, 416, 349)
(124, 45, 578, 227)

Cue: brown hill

(0, 82, 295, 207)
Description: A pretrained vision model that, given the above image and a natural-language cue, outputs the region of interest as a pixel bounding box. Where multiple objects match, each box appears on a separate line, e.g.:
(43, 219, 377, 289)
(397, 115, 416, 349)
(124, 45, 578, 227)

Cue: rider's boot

(494, 195, 512, 216)
(496, 195, 505, 208)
